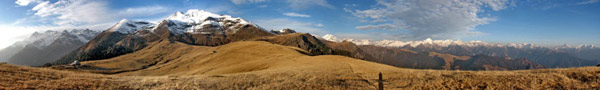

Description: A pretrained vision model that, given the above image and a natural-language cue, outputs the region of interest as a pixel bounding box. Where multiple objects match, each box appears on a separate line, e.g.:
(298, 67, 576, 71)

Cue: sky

(0, 0, 599, 49)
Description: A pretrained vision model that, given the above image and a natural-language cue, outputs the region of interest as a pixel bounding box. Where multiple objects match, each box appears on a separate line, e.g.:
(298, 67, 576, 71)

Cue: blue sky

(0, 0, 599, 49)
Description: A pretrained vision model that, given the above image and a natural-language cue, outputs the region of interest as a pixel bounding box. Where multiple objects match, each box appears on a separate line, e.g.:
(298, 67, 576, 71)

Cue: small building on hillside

(70, 60, 81, 66)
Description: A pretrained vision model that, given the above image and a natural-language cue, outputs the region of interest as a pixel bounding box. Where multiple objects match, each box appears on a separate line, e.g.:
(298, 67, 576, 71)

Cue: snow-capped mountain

(270, 28, 297, 35)
(575, 44, 597, 49)
(320, 34, 599, 68)
(321, 34, 599, 50)
(108, 19, 156, 34)
(162, 9, 258, 34)
(322, 36, 545, 70)
(54, 20, 160, 65)
(0, 29, 99, 66)
(0, 31, 60, 62)
(55, 9, 275, 64)
(554, 44, 600, 61)
(554, 44, 598, 49)
(321, 34, 541, 48)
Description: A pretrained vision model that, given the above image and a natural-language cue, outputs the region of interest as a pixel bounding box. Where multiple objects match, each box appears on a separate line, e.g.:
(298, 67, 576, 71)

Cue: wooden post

(379, 72, 383, 90)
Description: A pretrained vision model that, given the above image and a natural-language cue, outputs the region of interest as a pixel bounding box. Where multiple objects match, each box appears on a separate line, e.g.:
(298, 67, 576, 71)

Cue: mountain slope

(2, 41, 599, 89)
(556, 46, 600, 61)
(321, 39, 544, 70)
(453, 55, 545, 70)
(0, 45, 24, 62)
(0, 31, 61, 62)
(259, 33, 336, 55)
(81, 41, 396, 76)
(55, 10, 275, 64)
(54, 20, 159, 65)
(322, 34, 599, 68)
(4, 29, 98, 66)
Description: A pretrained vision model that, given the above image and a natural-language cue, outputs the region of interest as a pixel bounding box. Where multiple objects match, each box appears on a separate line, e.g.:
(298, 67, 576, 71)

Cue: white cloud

(335, 33, 377, 40)
(254, 18, 327, 35)
(231, 0, 269, 5)
(230, 0, 334, 9)
(16, 0, 169, 26)
(348, 0, 511, 40)
(4, 0, 171, 49)
(315, 24, 324, 27)
(33, 0, 112, 25)
(355, 24, 403, 31)
(283, 12, 311, 18)
(0, 22, 115, 49)
(286, 0, 335, 9)
(118, 6, 169, 17)
(576, 0, 599, 5)
(344, 4, 358, 7)
(258, 5, 268, 8)
(0, 26, 37, 49)
(15, 0, 41, 6)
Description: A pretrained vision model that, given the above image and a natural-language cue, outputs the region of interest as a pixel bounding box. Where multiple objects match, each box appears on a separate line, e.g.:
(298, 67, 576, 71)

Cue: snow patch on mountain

(69, 29, 99, 43)
(25, 31, 62, 49)
(163, 9, 254, 34)
(107, 19, 155, 34)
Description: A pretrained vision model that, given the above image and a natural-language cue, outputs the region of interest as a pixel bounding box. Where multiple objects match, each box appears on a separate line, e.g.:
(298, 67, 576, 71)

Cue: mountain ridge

(321, 34, 599, 68)
(1, 29, 98, 66)
(54, 9, 275, 65)
(51, 10, 554, 71)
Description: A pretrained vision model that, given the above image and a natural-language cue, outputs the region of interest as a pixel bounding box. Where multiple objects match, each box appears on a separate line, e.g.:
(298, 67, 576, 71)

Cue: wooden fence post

(379, 72, 383, 90)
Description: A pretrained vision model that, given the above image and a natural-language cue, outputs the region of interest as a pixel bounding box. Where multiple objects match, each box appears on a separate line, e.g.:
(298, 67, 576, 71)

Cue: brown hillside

(429, 52, 471, 69)
(1, 41, 600, 89)
(259, 33, 335, 55)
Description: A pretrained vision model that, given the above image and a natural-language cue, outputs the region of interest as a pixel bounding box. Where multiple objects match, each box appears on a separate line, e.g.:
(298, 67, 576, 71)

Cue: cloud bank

(231, 0, 268, 5)
(283, 12, 311, 17)
(15, 0, 169, 26)
(347, 0, 512, 40)
(576, 0, 600, 5)
(255, 18, 327, 35)
(286, 0, 335, 9)
(230, 0, 334, 10)
(2, 0, 171, 49)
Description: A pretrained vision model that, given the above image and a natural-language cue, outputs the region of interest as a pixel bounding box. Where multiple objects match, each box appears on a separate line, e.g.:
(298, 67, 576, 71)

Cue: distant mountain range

(321, 34, 600, 68)
(0, 29, 98, 66)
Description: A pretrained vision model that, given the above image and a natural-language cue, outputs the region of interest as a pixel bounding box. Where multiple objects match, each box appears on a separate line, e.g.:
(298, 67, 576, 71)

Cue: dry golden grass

(399, 49, 418, 54)
(429, 52, 471, 70)
(2, 40, 599, 89)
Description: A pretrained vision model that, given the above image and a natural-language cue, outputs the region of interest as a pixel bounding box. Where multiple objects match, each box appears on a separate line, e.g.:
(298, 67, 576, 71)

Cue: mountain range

(56, 10, 546, 70)
(0, 29, 98, 66)
(54, 10, 274, 65)
(322, 34, 600, 68)
(1, 9, 597, 71)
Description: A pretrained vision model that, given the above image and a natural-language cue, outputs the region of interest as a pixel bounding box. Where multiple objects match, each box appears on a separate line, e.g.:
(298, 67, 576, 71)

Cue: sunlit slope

(0, 63, 130, 89)
(2, 40, 599, 89)
(83, 40, 400, 76)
